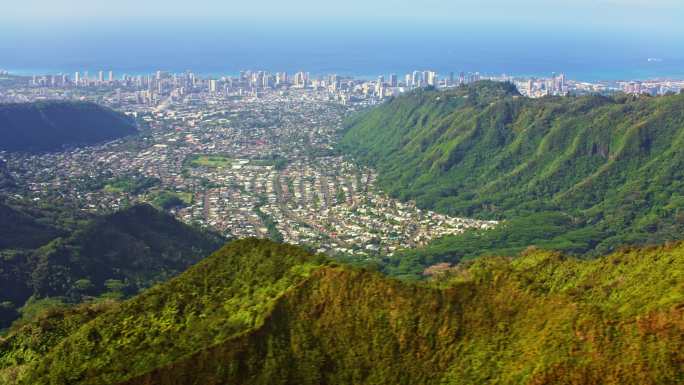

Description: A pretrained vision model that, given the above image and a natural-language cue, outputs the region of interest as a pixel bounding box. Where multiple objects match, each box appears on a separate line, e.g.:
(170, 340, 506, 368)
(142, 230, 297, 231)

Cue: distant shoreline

(4, 67, 684, 84)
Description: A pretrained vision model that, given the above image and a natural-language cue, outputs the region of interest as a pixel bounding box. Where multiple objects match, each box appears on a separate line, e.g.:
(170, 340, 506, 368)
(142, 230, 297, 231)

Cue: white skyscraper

(426, 71, 437, 87)
(412, 71, 422, 87)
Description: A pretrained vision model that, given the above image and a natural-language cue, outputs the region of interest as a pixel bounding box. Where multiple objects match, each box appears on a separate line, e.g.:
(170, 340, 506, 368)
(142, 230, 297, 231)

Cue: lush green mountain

(3, 238, 681, 385)
(341, 82, 684, 277)
(0, 101, 137, 152)
(0, 204, 224, 329)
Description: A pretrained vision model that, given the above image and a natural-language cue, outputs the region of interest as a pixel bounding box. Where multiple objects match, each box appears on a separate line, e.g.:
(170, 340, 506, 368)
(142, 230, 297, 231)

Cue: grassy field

(188, 155, 233, 168)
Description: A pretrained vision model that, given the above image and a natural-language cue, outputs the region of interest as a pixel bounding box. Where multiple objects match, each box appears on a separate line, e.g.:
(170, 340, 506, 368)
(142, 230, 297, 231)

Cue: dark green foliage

(27, 203, 225, 299)
(0, 160, 15, 190)
(0, 101, 137, 152)
(13, 239, 683, 385)
(0, 200, 62, 250)
(254, 196, 284, 243)
(0, 204, 224, 329)
(341, 82, 684, 273)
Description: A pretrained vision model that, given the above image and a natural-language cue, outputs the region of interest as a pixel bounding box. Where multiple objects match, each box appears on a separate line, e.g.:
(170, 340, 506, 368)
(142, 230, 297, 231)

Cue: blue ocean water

(2, 24, 684, 81)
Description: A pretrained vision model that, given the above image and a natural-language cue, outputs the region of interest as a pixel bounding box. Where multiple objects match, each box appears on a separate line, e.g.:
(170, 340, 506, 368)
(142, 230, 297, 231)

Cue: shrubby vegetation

(341, 81, 684, 276)
(0, 101, 137, 152)
(0, 299, 117, 383)
(7, 239, 681, 385)
(150, 191, 192, 210)
(19, 239, 328, 385)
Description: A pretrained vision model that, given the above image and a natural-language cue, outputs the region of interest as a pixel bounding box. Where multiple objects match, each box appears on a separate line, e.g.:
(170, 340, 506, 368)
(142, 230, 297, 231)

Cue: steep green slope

(20, 239, 327, 385)
(341, 82, 684, 273)
(0, 101, 137, 152)
(16, 239, 684, 385)
(0, 204, 224, 329)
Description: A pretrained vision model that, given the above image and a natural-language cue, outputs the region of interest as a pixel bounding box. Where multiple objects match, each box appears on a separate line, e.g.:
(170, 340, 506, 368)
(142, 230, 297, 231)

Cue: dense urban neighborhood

(0, 73, 497, 259)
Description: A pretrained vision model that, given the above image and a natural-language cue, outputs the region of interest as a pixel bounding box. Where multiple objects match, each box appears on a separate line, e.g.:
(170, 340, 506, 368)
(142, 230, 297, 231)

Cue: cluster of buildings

(513, 73, 568, 97)
(617, 79, 684, 96)
(2, 67, 681, 109)
(18, 68, 489, 106)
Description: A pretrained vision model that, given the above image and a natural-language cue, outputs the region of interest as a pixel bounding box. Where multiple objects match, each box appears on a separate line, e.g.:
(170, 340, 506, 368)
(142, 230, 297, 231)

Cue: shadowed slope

(0, 101, 137, 152)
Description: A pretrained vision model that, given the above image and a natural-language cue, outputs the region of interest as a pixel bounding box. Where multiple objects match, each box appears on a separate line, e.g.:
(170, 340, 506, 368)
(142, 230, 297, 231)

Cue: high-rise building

(98, 71, 104, 83)
(294, 71, 307, 87)
(74, 72, 80, 85)
(405, 74, 412, 87)
(376, 76, 384, 95)
(263, 74, 273, 88)
(108, 71, 114, 82)
(329, 74, 339, 91)
(426, 71, 437, 87)
(276, 72, 288, 85)
(389, 73, 398, 87)
(412, 71, 422, 87)
(209, 79, 217, 93)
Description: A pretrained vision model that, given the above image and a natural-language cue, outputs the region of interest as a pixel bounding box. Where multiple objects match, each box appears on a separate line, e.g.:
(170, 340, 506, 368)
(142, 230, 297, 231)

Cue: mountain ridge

(11, 238, 683, 385)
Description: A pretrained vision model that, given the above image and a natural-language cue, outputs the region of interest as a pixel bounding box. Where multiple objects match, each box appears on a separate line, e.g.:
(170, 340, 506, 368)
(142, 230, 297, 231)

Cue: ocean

(2, 23, 684, 81)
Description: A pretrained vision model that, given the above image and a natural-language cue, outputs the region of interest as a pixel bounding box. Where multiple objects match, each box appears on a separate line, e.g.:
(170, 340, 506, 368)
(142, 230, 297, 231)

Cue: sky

(3, 0, 684, 28)
(2, 1, 684, 79)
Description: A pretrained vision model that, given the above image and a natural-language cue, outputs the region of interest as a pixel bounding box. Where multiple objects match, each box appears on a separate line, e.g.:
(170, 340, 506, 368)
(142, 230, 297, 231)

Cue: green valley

(341, 82, 684, 277)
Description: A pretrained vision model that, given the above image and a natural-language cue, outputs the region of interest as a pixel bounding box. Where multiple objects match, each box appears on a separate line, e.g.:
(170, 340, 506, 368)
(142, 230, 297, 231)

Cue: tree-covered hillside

(0, 160, 15, 190)
(0, 204, 224, 329)
(0, 101, 137, 152)
(341, 82, 684, 275)
(6, 239, 682, 385)
(0, 200, 63, 251)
